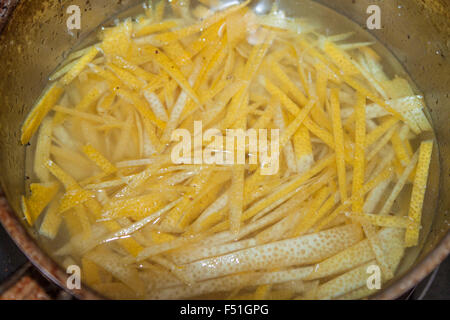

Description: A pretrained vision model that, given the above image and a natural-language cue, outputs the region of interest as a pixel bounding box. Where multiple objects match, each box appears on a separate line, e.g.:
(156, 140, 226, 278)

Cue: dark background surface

(0, 221, 27, 284)
(0, 222, 448, 299)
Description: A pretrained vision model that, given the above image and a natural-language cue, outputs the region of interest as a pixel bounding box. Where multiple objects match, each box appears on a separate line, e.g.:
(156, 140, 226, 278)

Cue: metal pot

(0, 0, 448, 299)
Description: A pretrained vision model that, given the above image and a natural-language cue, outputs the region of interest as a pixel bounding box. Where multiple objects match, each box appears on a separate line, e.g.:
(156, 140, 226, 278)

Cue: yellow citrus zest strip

(379, 151, 419, 216)
(150, 230, 176, 244)
(21, 83, 64, 144)
(153, 0, 250, 43)
(82, 144, 117, 175)
(107, 63, 144, 91)
(33, 117, 53, 182)
(213, 154, 335, 232)
(352, 93, 366, 213)
(315, 167, 392, 231)
(352, 213, 411, 228)
(162, 40, 191, 67)
(141, 45, 200, 105)
(323, 41, 360, 75)
(61, 47, 99, 86)
(365, 117, 399, 147)
(82, 257, 102, 286)
(98, 92, 116, 111)
(391, 130, 411, 167)
(75, 87, 104, 111)
(405, 140, 433, 247)
(293, 125, 313, 174)
(315, 69, 328, 109)
(343, 75, 403, 120)
(261, 77, 301, 116)
(330, 88, 347, 202)
(270, 60, 308, 107)
(223, 32, 272, 127)
(153, 0, 166, 22)
(45, 160, 79, 190)
(135, 20, 178, 37)
(280, 99, 315, 148)
(164, 168, 213, 227)
(230, 164, 245, 234)
(292, 187, 329, 236)
(58, 188, 94, 213)
(23, 182, 59, 225)
(254, 284, 271, 300)
(39, 199, 62, 239)
(117, 88, 166, 130)
(85, 199, 144, 257)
